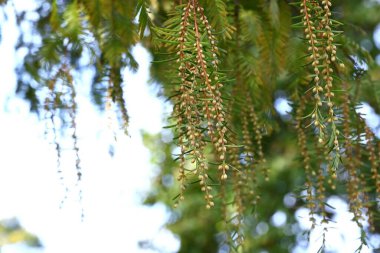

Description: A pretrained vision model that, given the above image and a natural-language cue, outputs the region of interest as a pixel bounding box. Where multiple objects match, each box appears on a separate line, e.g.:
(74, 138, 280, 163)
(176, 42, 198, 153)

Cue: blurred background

(1, 0, 380, 252)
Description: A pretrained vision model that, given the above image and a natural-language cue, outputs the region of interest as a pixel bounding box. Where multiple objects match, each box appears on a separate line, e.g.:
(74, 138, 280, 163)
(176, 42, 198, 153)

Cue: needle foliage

(2, 0, 380, 252)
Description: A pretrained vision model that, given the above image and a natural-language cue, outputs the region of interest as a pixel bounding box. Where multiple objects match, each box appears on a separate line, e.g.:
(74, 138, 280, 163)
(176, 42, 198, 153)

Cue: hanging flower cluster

(156, 0, 230, 208)
(295, 0, 380, 249)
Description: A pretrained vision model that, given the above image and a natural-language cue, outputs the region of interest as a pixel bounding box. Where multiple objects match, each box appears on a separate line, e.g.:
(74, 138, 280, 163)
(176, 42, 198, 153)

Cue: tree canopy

(1, 0, 380, 252)
(0, 218, 41, 248)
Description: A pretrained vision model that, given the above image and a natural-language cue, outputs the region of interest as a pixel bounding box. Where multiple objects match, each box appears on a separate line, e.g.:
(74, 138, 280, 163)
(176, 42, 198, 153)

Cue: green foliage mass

(2, 0, 380, 252)
(0, 218, 41, 247)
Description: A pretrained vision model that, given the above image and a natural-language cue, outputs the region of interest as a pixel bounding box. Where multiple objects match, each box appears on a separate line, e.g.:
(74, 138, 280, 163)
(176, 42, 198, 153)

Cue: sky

(0, 1, 380, 253)
(0, 1, 179, 252)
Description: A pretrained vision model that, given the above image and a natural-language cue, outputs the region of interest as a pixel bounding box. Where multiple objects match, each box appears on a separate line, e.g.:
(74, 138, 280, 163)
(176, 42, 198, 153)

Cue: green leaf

(136, 0, 152, 39)
(50, 0, 60, 31)
(62, 1, 83, 39)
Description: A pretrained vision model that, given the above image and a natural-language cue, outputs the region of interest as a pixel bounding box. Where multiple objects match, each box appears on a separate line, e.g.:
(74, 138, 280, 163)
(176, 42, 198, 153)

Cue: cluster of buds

(241, 109, 258, 204)
(341, 87, 365, 227)
(192, 1, 228, 181)
(247, 96, 268, 181)
(300, 1, 325, 141)
(172, 0, 229, 208)
(320, 0, 340, 154)
(365, 126, 380, 198)
(61, 66, 82, 183)
(296, 104, 317, 229)
(43, 65, 82, 211)
(107, 68, 130, 137)
(300, 0, 343, 176)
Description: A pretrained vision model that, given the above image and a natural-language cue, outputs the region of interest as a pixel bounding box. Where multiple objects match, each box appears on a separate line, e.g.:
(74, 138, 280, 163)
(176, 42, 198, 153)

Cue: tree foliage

(0, 218, 41, 247)
(2, 0, 380, 252)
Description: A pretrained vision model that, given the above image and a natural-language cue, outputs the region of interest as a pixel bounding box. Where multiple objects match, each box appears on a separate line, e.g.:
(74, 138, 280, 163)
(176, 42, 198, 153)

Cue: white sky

(1, 1, 380, 253)
(0, 2, 179, 252)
